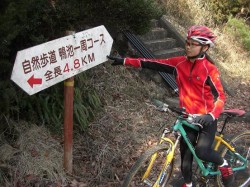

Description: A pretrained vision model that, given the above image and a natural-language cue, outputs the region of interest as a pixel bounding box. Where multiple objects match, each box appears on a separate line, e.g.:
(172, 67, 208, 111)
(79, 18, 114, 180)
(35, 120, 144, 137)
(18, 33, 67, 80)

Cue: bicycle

(122, 99, 250, 187)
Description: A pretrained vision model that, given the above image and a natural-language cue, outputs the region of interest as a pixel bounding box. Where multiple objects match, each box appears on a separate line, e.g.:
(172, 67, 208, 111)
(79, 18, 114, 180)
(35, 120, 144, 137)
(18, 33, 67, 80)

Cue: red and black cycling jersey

(124, 55, 226, 119)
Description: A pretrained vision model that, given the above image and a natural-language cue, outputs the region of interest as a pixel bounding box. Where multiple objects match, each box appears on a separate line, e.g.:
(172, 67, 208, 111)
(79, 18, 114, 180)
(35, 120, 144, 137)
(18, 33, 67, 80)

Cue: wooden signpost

(11, 26, 113, 173)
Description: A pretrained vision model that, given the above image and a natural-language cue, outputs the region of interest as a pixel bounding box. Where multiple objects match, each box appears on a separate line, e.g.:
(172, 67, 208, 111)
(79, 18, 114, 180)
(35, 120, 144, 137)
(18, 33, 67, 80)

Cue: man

(107, 25, 234, 187)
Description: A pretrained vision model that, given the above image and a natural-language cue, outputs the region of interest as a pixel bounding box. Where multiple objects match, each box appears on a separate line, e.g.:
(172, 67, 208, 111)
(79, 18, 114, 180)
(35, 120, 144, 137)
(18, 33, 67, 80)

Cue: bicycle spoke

(122, 144, 174, 187)
(217, 131, 250, 187)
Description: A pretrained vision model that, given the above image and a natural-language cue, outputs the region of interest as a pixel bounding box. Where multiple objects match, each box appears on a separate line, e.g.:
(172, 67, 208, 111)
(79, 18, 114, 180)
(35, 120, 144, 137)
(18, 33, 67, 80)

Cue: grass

(161, 0, 250, 86)
(225, 17, 250, 51)
(0, 121, 67, 186)
(0, 1, 249, 186)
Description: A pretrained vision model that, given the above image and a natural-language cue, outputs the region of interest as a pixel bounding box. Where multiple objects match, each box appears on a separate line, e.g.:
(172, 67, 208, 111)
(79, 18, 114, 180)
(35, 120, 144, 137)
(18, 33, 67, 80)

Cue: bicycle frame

(141, 128, 177, 185)
(175, 118, 221, 176)
(214, 134, 248, 172)
(142, 115, 248, 186)
(176, 117, 248, 176)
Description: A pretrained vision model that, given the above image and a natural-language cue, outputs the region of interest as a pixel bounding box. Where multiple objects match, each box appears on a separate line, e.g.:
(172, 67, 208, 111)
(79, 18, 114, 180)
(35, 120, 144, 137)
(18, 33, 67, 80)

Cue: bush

(205, 0, 249, 24)
(225, 17, 250, 51)
(0, 0, 164, 132)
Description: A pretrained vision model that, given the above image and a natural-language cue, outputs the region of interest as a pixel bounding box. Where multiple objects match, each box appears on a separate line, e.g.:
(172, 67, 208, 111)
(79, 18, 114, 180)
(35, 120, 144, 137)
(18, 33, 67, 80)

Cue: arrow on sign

(11, 25, 113, 95)
(27, 75, 42, 88)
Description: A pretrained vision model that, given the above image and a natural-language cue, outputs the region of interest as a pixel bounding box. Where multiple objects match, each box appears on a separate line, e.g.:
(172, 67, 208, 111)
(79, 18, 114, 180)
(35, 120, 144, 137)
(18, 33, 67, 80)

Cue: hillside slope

(2, 41, 249, 187)
(1, 0, 250, 184)
(68, 60, 249, 186)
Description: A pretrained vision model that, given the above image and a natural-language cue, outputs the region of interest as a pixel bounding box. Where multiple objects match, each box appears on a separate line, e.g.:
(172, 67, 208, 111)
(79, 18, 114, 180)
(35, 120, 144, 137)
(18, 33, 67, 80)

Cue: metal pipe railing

(123, 30, 179, 94)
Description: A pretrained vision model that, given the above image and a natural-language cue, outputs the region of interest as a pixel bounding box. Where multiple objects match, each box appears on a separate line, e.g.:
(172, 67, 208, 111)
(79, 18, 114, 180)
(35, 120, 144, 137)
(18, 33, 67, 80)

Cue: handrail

(123, 30, 179, 94)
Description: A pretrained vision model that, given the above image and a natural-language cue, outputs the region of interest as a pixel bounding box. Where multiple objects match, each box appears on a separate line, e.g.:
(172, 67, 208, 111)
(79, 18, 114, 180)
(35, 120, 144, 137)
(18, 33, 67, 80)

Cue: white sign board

(11, 25, 113, 95)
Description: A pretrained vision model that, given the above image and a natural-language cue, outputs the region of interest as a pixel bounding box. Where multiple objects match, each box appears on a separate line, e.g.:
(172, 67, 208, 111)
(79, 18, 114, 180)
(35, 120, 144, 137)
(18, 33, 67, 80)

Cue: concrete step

(139, 27, 168, 41)
(154, 48, 185, 58)
(144, 38, 176, 52)
(150, 19, 160, 28)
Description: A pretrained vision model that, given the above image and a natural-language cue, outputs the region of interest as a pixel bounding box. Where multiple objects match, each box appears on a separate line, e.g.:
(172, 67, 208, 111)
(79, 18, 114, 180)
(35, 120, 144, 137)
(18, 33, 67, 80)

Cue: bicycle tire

(122, 143, 174, 187)
(216, 130, 250, 187)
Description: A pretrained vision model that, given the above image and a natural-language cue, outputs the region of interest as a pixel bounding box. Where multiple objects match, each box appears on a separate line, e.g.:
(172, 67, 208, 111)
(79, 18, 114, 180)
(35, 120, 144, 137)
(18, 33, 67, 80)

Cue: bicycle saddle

(222, 109, 246, 117)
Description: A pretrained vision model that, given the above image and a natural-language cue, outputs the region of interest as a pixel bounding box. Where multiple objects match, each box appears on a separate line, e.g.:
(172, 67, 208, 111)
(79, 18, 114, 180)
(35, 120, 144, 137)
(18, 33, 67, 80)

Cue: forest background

(0, 0, 249, 186)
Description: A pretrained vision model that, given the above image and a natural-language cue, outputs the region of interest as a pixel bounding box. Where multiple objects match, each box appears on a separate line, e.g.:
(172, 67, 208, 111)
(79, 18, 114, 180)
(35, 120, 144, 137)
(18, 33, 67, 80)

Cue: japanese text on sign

(22, 34, 105, 82)
(11, 25, 113, 95)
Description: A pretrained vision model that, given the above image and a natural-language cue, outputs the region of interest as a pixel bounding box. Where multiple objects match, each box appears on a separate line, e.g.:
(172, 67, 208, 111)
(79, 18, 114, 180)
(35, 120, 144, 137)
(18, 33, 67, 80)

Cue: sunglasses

(185, 40, 202, 48)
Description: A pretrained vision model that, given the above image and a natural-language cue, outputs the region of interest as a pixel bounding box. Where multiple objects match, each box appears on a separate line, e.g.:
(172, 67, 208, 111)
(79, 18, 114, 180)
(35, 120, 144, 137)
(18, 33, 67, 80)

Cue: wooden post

(63, 30, 75, 174)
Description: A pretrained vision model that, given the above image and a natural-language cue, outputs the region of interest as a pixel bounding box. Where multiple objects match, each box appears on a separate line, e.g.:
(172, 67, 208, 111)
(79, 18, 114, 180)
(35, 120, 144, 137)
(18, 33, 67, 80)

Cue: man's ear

(202, 45, 209, 52)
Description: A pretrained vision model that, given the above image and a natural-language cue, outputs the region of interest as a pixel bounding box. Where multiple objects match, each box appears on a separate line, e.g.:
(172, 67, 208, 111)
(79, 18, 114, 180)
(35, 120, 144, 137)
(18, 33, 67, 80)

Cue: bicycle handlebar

(151, 99, 203, 128)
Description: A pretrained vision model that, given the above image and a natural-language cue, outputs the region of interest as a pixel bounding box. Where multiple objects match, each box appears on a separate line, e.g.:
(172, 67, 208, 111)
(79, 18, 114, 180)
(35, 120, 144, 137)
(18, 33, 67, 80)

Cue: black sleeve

(141, 60, 176, 75)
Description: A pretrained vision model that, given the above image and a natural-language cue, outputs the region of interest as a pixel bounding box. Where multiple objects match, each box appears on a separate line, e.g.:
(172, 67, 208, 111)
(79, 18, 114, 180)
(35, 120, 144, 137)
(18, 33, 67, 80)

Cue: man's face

(185, 39, 203, 58)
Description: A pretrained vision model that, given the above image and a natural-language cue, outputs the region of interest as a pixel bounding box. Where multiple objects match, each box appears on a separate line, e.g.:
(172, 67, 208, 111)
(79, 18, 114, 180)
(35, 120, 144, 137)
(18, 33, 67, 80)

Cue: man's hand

(107, 55, 124, 66)
(194, 114, 214, 127)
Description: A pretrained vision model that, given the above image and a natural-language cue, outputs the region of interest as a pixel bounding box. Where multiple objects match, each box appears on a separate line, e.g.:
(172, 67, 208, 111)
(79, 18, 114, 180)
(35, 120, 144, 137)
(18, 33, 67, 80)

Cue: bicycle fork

(159, 134, 181, 187)
(215, 135, 248, 172)
(142, 132, 181, 187)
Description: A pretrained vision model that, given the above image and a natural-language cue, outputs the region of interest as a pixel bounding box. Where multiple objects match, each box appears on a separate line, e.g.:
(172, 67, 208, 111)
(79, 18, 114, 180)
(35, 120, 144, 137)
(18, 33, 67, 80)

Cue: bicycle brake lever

(192, 122, 203, 129)
(158, 104, 169, 112)
(151, 99, 165, 107)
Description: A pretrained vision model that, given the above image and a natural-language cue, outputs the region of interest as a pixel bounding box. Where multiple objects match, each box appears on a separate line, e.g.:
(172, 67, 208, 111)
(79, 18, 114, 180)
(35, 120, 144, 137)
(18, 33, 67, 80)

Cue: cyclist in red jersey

(108, 25, 234, 187)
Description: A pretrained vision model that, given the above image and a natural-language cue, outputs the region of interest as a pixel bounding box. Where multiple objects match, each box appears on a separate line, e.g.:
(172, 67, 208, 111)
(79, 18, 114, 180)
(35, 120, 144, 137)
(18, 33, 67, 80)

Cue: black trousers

(180, 120, 224, 183)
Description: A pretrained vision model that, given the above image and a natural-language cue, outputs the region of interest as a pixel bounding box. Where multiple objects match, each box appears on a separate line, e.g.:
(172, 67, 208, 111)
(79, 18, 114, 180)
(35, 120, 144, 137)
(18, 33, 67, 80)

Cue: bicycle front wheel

(217, 131, 250, 187)
(122, 143, 174, 187)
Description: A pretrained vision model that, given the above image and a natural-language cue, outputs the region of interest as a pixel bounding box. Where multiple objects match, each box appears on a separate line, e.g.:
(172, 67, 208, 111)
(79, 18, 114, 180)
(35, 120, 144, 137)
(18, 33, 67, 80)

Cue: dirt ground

(1, 63, 248, 187)
(69, 64, 250, 187)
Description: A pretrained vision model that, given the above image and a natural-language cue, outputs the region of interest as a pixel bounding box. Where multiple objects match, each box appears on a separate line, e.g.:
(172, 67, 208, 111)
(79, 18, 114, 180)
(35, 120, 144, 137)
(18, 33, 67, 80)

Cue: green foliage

(0, 83, 65, 133)
(205, 0, 248, 24)
(73, 73, 102, 131)
(74, 88, 102, 131)
(225, 17, 250, 51)
(0, 73, 102, 133)
(0, 84, 18, 127)
(0, 0, 164, 61)
(0, 0, 163, 132)
(80, 0, 165, 34)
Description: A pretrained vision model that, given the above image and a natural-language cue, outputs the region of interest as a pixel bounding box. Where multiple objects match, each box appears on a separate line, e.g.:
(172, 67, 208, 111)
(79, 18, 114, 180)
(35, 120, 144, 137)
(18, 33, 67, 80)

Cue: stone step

(139, 27, 168, 41)
(150, 19, 160, 28)
(154, 48, 185, 58)
(144, 38, 176, 52)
